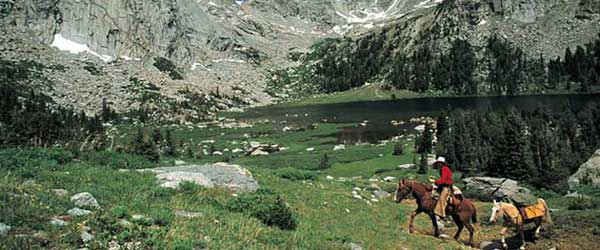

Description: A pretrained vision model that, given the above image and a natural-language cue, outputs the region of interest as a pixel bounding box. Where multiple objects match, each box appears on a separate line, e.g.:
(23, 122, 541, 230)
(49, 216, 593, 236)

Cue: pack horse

(489, 198, 552, 250)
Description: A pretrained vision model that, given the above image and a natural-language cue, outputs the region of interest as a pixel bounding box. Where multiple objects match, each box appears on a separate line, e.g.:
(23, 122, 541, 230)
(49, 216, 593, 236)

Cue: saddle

(518, 198, 546, 220)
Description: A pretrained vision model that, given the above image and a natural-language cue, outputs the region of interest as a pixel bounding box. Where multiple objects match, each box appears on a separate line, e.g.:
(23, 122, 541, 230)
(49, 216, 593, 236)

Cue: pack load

(504, 192, 538, 207)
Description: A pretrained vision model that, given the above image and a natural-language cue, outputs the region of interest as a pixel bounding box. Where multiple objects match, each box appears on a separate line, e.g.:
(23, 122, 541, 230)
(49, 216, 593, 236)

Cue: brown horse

(394, 179, 478, 246)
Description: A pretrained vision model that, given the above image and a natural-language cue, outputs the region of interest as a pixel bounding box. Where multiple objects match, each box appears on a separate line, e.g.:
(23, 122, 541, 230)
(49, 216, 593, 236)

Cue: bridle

(396, 181, 414, 202)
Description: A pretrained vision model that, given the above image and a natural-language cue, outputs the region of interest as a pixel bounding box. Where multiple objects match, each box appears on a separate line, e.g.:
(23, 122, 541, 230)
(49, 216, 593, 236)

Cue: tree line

(432, 104, 600, 191)
(0, 60, 105, 147)
(310, 33, 600, 95)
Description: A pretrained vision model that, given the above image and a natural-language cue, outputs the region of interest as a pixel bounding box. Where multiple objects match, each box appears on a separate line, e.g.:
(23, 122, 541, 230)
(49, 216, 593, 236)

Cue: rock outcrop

(70, 192, 100, 210)
(142, 163, 259, 192)
(568, 149, 600, 189)
(463, 177, 531, 201)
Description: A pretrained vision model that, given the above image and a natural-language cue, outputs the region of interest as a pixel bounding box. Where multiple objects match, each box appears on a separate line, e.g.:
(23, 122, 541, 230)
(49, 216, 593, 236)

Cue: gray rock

(68, 208, 92, 217)
(50, 218, 69, 227)
(398, 164, 416, 169)
(364, 184, 382, 192)
(52, 189, 68, 197)
(346, 242, 363, 250)
(131, 214, 151, 224)
(174, 210, 204, 218)
(463, 177, 531, 201)
(564, 191, 591, 199)
(70, 192, 100, 210)
(81, 231, 94, 242)
(117, 219, 133, 228)
(141, 163, 259, 192)
(0, 223, 11, 236)
(373, 190, 391, 200)
(480, 240, 504, 250)
(568, 149, 600, 189)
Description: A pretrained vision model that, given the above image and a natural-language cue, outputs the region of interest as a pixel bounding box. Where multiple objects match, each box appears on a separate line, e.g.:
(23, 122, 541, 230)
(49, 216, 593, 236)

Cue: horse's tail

(540, 198, 553, 224)
(471, 202, 478, 224)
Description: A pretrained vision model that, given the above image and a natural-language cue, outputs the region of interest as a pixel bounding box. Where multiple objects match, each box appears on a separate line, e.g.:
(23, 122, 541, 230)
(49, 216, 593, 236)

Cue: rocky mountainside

(0, 0, 599, 119)
(0, 0, 434, 121)
(267, 0, 600, 100)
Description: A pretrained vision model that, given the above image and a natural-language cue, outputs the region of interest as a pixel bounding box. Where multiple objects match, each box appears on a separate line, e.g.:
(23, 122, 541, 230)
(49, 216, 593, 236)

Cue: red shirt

(435, 165, 453, 185)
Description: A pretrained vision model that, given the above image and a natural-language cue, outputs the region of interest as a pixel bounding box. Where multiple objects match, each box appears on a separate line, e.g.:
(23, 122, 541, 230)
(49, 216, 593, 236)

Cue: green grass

(2, 120, 600, 249)
(278, 84, 421, 107)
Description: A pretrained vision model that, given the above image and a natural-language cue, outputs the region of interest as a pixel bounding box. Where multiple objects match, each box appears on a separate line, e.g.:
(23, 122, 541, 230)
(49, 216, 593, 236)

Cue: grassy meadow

(1, 119, 599, 249)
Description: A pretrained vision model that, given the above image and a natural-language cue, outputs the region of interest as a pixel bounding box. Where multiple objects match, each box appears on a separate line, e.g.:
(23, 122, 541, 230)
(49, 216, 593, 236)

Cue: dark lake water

(238, 94, 600, 144)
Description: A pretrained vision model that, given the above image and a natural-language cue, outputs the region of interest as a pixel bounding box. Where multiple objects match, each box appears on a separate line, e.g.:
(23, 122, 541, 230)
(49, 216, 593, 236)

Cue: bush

(593, 226, 600, 236)
(567, 196, 600, 210)
(318, 153, 330, 170)
(392, 143, 404, 156)
(225, 190, 298, 230)
(172, 239, 207, 250)
(276, 168, 318, 181)
(110, 206, 130, 219)
(0, 148, 74, 175)
(79, 151, 155, 169)
(150, 208, 173, 226)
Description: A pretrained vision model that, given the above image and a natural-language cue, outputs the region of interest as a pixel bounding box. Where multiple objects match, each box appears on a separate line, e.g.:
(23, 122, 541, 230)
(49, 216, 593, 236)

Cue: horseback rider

(431, 156, 453, 219)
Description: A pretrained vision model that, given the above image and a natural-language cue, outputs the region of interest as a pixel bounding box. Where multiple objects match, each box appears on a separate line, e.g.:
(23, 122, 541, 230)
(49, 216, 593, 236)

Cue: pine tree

(393, 142, 404, 156)
(152, 128, 163, 145)
(418, 153, 428, 174)
(164, 130, 177, 157)
(494, 110, 536, 181)
(319, 153, 330, 170)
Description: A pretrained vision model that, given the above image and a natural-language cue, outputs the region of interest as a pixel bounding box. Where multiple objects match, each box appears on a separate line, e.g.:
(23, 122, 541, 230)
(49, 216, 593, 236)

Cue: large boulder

(463, 177, 531, 201)
(568, 149, 600, 190)
(142, 163, 259, 192)
(70, 192, 100, 210)
(0, 223, 11, 236)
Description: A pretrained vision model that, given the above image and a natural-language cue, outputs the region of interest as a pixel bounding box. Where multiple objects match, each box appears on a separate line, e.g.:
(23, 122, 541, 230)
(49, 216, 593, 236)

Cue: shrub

(318, 153, 330, 170)
(153, 57, 184, 80)
(172, 239, 207, 250)
(392, 143, 404, 156)
(567, 196, 600, 210)
(225, 190, 298, 230)
(0, 148, 74, 174)
(79, 151, 155, 169)
(593, 226, 600, 236)
(110, 206, 129, 219)
(150, 208, 173, 226)
(179, 181, 205, 194)
(276, 168, 317, 181)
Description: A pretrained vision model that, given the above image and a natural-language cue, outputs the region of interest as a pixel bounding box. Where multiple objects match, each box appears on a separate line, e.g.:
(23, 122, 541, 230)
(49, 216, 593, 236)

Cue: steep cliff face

(0, 0, 598, 117)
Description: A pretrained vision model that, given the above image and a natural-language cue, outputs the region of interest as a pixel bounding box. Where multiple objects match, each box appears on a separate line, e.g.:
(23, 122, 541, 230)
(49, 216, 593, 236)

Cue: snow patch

(478, 19, 487, 26)
(51, 34, 113, 62)
(335, 0, 404, 24)
(415, 0, 445, 9)
(235, 0, 245, 5)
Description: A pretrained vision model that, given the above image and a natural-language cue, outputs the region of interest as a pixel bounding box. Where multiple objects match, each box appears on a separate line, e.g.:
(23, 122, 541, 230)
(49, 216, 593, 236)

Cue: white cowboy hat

(433, 156, 446, 164)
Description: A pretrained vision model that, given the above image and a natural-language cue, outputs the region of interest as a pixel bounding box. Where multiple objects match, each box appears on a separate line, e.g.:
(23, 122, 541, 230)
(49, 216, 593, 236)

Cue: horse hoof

(502, 244, 508, 250)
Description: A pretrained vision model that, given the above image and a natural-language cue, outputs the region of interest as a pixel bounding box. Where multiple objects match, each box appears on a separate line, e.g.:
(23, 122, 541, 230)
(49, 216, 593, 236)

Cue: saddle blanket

(521, 198, 546, 220)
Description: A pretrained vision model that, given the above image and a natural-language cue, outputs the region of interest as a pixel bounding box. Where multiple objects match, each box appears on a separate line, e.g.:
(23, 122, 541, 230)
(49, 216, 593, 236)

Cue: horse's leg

(464, 220, 475, 246)
(429, 213, 440, 237)
(408, 210, 421, 234)
(453, 219, 463, 241)
(518, 224, 526, 250)
(501, 227, 508, 250)
(533, 219, 542, 239)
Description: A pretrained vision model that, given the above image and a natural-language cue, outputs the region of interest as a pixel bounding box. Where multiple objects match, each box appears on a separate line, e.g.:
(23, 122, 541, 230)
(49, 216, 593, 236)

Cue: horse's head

(489, 200, 504, 223)
(395, 179, 413, 203)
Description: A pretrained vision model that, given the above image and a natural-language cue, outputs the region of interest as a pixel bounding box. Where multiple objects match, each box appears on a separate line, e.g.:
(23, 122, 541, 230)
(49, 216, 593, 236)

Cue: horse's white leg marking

(501, 227, 508, 250)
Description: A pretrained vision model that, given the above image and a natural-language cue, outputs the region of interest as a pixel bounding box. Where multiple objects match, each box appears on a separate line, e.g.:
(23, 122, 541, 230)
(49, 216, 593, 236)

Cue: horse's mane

(410, 180, 433, 192)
